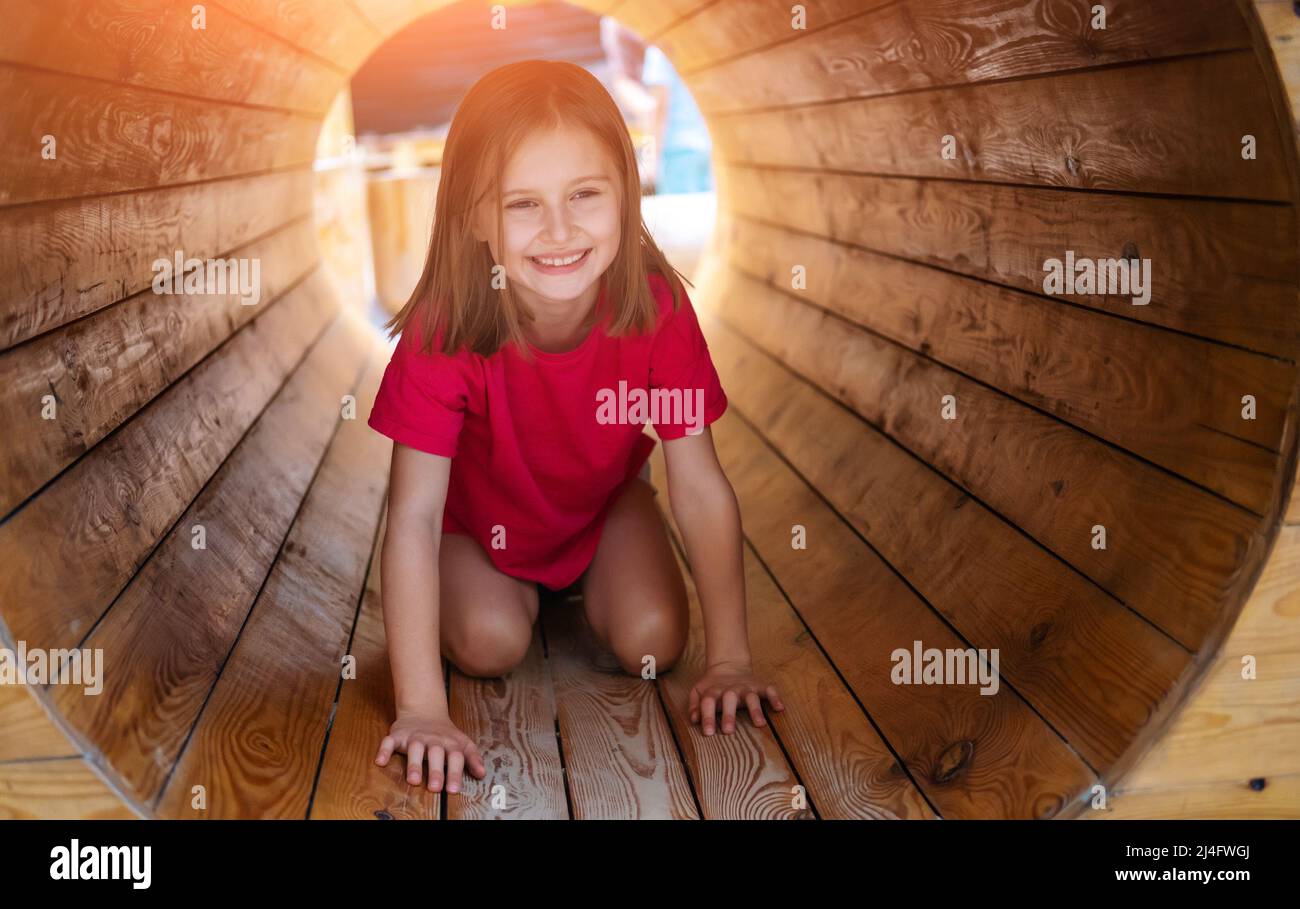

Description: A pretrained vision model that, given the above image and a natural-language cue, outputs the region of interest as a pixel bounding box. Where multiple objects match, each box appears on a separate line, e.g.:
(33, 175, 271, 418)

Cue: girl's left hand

(689, 660, 786, 735)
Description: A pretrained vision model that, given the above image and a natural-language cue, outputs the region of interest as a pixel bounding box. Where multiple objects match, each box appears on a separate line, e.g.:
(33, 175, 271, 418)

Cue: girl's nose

(542, 205, 577, 243)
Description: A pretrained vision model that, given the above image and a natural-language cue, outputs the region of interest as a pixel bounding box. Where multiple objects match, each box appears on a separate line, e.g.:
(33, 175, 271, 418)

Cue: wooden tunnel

(2, 0, 1300, 820)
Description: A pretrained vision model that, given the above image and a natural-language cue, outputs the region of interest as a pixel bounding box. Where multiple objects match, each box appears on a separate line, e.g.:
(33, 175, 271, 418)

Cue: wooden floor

(0, 296, 1290, 820)
(0, 305, 1001, 819)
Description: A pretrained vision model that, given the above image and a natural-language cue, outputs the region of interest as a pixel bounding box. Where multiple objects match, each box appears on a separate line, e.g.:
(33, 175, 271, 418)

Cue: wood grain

(719, 163, 1300, 359)
(724, 216, 1292, 513)
(155, 350, 389, 818)
(697, 412, 1105, 817)
(0, 269, 338, 654)
(48, 311, 370, 804)
(542, 596, 699, 819)
(678, 0, 1249, 98)
(310, 509, 443, 820)
(217, 0, 382, 71)
(0, 0, 345, 114)
(654, 533, 808, 819)
(0, 757, 141, 819)
(0, 67, 319, 206)
(713, 267, 1270, 649)
(711, 52, 1289, 200)
(701, 313, 1189, 776)
(447, 624, 569, 819)
(0, 683, 77, 761)
(649, 440, 939, 819)
(0, 215, 320, 518)
(0, 168, 314, 351)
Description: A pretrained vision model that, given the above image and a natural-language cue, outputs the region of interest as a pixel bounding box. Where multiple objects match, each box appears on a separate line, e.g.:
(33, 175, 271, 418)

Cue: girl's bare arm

(381, 442, 453, 717)
(663, 428, 786, 734)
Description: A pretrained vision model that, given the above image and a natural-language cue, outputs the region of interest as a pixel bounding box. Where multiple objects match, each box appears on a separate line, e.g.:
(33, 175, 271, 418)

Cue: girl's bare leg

(438, 532, 540, 678)
(580, 477, 689, 676)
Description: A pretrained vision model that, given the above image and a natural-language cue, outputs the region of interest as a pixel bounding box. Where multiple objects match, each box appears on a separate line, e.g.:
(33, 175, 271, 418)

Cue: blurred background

(311, 0, 716, 330)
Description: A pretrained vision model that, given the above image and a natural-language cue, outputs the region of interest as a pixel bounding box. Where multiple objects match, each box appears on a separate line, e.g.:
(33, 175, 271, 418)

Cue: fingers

(689, 686, 700, 725)
(696, 687, 777, 738)
(464, 741, 487, 779)
(375, 735, 397, 766)
(406, 740, 425, 785)
(446, 750, 465, 794)
(721, 690, 739, 734)
(426, 746, 446, 792)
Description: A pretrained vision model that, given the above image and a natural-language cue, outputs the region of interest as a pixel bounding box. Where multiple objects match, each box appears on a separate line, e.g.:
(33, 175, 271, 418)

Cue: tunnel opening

(1, 0, 1299, 821)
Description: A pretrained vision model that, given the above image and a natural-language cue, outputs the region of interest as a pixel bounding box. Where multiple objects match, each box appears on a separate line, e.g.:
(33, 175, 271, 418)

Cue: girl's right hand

(375, 710, 487, 793)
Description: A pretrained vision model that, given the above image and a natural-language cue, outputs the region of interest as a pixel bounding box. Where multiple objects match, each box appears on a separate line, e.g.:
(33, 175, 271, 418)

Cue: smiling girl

(367, 60, 785, 795)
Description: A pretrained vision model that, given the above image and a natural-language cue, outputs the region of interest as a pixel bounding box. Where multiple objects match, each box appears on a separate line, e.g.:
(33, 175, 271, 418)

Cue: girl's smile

(472, 125, 622, 350)
(527, 247, 592, 274)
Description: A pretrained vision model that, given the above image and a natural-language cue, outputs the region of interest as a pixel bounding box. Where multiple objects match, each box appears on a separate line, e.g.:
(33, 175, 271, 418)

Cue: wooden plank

(0, 0, 344, 114)
(349, 0, 440, 34)
(1089, 772, 1300, 818)
(655, 533, 808, 819)
(0, 269, 338, 654)
(725, 217, 1291, 513)
(154, 351, 390, 818)
(609, 0, 708, 41)
(1116, 648, 1300, 791)
(366, 171, 438, 314)
(47, 311, 372, 805)
(647, 445, 938, 818)
(1210, 524, 1300, 657)
(718, 164, 1300, 359)
(0, 67, 319, 206)
(674, 0, 1248, 87)
(314, 164, 374, 311)
(218, 0, 382, 71)
(0, 683, 76, 761)
(702, 313, 1188, 777)
(714, 269, 1264, 650)
(0, 168, 314, 351)
(711, 52, 1289, 200)
(0, 215, 320, 518)
(310, 509, 443, 820)
(446, 625, 568, 819)
(657, 0, 885, 72)
(541, 596, 699, 820)
(674, 408, 1102, 817)
(0, 757, 140, 819)
(1255, 0, 1300, 142)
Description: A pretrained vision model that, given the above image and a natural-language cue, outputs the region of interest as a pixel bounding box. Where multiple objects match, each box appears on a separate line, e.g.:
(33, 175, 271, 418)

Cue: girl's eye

(507, 190, 599, 210)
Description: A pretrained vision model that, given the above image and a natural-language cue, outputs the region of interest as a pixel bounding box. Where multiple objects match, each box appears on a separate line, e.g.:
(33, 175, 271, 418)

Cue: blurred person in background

(598, 17, 713, 195)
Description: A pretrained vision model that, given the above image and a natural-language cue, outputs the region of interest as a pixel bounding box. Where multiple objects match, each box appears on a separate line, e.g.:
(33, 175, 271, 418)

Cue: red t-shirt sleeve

(367, 323, 469, 457)
(648, 284, 728, 440)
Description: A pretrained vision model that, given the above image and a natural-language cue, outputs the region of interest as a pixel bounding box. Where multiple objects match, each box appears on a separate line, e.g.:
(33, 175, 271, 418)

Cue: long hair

(380, 59, 690, 361)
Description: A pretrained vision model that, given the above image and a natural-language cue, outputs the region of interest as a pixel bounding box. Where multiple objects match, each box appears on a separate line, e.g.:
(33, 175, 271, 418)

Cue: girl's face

(472, 125, 622, 310)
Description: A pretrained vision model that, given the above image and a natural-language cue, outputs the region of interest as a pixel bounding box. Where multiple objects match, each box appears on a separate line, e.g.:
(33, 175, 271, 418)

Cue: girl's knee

(608, 604, 688, 677)
(444, 606, 533, 678)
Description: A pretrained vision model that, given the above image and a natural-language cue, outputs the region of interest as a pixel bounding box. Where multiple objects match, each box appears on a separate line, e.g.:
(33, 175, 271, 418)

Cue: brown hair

(380, 59, 691, 361)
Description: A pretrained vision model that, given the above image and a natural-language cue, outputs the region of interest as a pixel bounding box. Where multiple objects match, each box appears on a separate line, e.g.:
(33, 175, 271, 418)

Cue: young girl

(367, 60, 785, 796)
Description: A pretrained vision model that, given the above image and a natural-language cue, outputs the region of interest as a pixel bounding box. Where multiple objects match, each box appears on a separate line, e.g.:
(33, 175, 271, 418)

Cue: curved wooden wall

(1, 0, 1298, 819)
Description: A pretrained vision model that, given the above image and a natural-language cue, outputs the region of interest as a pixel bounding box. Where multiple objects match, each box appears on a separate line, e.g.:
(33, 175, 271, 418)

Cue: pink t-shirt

(366, 270, 728, 590)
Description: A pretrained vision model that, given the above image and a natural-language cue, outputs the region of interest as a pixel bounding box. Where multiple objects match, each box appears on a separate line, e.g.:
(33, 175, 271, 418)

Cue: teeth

(533, 250, 586, 266)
